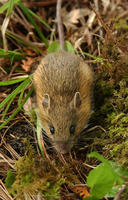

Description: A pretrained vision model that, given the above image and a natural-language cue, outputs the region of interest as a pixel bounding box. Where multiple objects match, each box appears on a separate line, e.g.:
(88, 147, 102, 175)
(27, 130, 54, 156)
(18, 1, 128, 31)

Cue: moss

(8, 142, 81, 199)
(92, 57, 128, 165)
(114, 18, 128, 30)
(7, 143, 59, 199)
(89, 24, 128, 166)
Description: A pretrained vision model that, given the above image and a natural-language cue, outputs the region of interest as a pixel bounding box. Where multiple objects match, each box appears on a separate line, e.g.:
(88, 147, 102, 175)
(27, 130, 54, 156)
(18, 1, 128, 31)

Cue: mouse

(33, 50, 93, 154)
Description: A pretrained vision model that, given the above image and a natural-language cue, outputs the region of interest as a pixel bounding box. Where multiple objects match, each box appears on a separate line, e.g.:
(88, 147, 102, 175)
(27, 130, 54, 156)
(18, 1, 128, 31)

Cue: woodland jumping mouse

(33, 0, 93, 154)
(33, 51, 93, 154)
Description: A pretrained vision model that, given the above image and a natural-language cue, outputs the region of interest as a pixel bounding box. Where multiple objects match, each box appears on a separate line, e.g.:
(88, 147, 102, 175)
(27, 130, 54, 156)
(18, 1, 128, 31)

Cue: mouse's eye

(69, 125, 75, 135)
(50, 126, 55, 135)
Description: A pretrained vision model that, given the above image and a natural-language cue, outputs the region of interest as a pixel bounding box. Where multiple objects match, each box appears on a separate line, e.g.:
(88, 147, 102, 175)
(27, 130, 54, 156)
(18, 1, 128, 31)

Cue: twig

(114, 185, 126, 200)
(90, 3, 113, 40)
(56, 0, 65, 51)
(0, 180, 13, 200)
(84, 125, 106, 133)
(23, 0, 70, 8)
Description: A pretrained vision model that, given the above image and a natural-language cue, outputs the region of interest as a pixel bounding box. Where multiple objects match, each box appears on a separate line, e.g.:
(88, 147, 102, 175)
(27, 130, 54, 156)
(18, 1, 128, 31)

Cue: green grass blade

(6, 32, 42, 54)
(18, 1, 48, 47)
(0, 77, 31, 110)
(1, 77, 31, 120)
(27, 8, 51, 30)
(0, 48, 25, 60)
(1, 97, 14, 120)
(0, 0, 19, 14)
(0, 77, 27, 86)
(0, 84, 23, 110)
(6, 0, 15, 16)
(18, 88, 24, 107)
(17, 78, 32, 106)
(84, 52, 105, 63)
(0, 2, 10, 14)
(0, 86, 34, 130)
(84, 52, 98, 59)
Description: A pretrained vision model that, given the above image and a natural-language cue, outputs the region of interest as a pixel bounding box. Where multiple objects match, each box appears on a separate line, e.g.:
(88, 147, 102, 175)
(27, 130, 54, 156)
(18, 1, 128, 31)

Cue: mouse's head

(37, 91, 92, 154)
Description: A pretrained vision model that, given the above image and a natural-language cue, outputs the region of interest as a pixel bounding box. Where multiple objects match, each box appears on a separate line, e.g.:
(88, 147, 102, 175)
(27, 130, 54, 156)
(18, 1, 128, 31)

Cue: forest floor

(0, 0, 128, 199)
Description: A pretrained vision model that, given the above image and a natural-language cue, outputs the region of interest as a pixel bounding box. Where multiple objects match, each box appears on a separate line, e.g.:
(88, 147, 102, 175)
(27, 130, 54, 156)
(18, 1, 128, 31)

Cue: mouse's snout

(53, 140, 74, 154)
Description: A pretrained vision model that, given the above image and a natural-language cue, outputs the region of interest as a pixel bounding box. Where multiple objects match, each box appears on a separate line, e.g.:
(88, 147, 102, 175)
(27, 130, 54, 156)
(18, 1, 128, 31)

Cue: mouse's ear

(70, 92, 81, 109)
(42, 94, 50, 109)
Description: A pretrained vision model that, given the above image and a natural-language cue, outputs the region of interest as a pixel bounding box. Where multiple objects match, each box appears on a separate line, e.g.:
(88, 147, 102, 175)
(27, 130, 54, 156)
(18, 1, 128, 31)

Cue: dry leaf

(21, 48, 37, 72)
(72, 186, 90, 199)
(23, 97, 33, 112)
(62, 8, 91, 30)
(21, 57, 34, 72)
(87, 11, 96, 29)
(101, 0, 110, 13)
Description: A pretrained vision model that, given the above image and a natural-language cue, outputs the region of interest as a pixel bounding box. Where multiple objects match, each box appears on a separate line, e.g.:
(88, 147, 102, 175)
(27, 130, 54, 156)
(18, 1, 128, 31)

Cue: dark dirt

(1, 121, 36, 156)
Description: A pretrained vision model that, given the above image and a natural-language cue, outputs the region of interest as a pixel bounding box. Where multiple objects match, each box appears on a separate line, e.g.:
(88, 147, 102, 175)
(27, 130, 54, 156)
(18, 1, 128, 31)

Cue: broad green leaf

(87, 163, 116, 199)
(87, 152, 124, 200)
(65, 41, 74, 52)
(48, 41, 74, 53)
(106, 185, 121, 198)
(109, 161, 128, 179)
(48, 41, 61, 53)
(88, 152, 109, 165)
(84, 196, 98, 200)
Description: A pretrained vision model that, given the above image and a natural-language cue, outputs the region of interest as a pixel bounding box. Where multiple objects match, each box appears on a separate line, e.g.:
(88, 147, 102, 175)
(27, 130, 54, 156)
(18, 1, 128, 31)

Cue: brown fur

(33, 51, 93, 154)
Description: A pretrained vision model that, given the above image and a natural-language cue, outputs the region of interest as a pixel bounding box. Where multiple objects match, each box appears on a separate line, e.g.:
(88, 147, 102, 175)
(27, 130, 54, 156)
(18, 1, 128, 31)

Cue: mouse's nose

(54, 141, 73, 154)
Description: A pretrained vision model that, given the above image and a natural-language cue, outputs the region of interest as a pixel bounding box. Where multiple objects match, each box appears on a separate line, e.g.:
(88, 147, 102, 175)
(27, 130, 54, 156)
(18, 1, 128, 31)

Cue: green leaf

(84, 196, 98, 200)
(106, 185, 121, 198)
(5, 169, 16, 188)
(109, 161, 128, 179)
(86, 152, 125, 200)
(87, 163, 116, 199)
(48, 41, 74, 53)
(88, 152, 109, 165)
(65, 41, 75, 52)
(48, 41, 61, 53)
